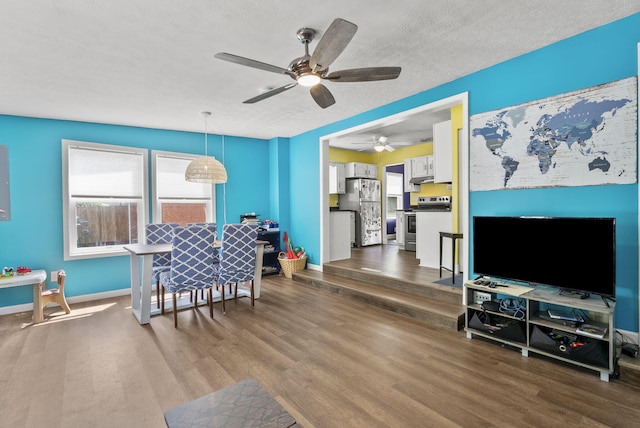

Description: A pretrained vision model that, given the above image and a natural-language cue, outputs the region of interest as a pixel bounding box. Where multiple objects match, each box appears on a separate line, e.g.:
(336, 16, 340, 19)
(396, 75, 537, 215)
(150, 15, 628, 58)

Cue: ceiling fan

(214, 18, 402, 108)
(355, 136, 413, 152)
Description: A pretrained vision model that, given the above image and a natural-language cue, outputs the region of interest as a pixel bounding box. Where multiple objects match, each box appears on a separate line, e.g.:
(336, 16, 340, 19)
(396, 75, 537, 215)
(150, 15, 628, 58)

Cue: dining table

(123, 240, 267, 324)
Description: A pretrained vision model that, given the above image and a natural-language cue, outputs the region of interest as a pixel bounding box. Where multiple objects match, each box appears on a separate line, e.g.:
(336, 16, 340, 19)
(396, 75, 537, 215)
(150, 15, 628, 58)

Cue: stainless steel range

(415, 196, 452, 211)
(404, 196, 452, 251)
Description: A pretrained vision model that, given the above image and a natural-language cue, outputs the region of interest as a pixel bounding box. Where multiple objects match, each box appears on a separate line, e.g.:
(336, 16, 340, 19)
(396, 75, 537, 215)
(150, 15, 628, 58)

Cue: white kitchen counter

(415, 211, 453, 270)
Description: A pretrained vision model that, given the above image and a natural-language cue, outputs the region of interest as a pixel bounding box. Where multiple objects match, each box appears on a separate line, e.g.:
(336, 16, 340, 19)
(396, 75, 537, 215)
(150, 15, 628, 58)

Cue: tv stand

(464, 280, 615, 381)
(559, 289, 590, 299)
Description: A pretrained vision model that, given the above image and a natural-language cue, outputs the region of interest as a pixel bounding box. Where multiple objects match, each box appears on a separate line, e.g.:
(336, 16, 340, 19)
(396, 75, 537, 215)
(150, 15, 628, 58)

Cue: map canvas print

(470, 77, 637, 191)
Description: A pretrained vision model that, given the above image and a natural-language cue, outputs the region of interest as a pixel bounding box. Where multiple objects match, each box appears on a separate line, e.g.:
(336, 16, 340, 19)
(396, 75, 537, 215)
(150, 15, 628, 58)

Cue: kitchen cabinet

(329, 211, 351, 261)
(403, 158, 421, 192)
(329, 162, 346, 194)
(409, 155, 434, 184)
(433, 120, 452, 183)
(345, 162, 377, 179)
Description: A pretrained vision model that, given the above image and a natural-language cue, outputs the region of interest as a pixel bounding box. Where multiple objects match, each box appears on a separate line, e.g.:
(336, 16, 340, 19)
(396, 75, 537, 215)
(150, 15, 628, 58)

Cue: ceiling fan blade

(325, 67, 402, 82)
(384, 145, 396, 152)
(215, 52, 293, 76)
(310, 84, 335, 108)
(243, 83, 297, 104)
(309, 18, 358, 72)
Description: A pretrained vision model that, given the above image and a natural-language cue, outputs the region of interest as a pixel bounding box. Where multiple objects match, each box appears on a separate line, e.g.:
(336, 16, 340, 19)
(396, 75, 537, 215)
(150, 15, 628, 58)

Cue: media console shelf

(464, 280, 615, 381)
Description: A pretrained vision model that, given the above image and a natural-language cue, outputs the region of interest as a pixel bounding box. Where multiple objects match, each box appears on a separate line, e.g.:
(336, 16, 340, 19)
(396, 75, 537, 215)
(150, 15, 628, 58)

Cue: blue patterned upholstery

(145, 223, 179, 277)
(159, 225, 217, 327)
(213, 223, 258, 312)
(146, 223, 179, 308)
(186, 222, 219, 264)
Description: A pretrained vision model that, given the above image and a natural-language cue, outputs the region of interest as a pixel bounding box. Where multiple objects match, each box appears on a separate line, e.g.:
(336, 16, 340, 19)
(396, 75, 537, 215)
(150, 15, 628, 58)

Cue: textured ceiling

(1, 1, 639, 145)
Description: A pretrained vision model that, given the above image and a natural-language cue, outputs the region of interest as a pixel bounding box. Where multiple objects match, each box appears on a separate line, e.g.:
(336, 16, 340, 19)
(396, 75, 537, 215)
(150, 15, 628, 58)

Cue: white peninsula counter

(415, 211, 453, 270)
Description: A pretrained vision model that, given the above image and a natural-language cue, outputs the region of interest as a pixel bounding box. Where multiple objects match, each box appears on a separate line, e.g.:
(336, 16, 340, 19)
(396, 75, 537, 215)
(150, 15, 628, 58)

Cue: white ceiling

(1, 1, 639, 148)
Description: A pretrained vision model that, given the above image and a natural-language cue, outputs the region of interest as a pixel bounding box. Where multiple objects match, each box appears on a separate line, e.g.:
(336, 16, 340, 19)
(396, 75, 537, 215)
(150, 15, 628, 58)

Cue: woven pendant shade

(185, 111, 228, 184)
(185, 156, 227, 183)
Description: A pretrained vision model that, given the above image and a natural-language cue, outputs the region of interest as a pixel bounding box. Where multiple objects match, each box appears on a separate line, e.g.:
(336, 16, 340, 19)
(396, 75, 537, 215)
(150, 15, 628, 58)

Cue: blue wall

(288, 14, 640, 331)
(1, 13, 639, 332)
(0, 116, 270, 305)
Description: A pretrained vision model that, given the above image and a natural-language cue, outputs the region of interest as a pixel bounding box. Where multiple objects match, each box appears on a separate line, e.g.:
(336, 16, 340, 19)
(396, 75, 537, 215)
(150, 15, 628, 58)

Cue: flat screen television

(472, 216, 616, 298)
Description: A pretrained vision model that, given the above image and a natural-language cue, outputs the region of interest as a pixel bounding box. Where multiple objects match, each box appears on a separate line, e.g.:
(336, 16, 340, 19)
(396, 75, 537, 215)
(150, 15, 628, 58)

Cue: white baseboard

(0, 288, 131, 317)
(307, 263, 321, 272)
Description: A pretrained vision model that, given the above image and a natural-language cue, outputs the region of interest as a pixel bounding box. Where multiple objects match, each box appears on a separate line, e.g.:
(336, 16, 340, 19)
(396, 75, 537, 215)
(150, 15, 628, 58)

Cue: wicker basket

(278, 254, 307, 278)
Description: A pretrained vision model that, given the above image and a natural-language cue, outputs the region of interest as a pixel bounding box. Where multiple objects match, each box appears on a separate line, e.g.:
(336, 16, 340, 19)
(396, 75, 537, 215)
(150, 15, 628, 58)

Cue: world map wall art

(470, 77, 637, 191)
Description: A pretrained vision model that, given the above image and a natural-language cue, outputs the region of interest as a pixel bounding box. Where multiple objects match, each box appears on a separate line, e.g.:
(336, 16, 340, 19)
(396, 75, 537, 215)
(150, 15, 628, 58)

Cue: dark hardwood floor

(1, 249, 639, 427)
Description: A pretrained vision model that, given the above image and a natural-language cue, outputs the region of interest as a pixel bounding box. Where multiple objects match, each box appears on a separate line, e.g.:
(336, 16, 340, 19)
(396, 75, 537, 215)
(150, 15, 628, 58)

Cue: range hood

(409, 175, 434, 184)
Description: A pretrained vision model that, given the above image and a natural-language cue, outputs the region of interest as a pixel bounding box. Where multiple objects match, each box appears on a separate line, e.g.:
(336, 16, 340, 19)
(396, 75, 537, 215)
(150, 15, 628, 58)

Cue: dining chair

(186, 222, 218, 299)
(213, 223, 259, 313)
(145, 223, 179, 308)
(159, 225, 217, 328)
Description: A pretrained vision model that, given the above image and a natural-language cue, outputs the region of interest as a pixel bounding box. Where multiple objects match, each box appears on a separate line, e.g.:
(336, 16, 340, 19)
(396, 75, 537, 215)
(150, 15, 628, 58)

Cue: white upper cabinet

(329, 162, 346, 194)
(433, 120, 452, 183)
(404, 158, 421, 192)
(345, 162, 377, 179)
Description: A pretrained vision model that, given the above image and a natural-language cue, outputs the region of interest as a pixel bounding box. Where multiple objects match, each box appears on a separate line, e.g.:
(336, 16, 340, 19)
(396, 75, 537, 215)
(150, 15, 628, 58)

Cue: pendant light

(185, 111, 228, 183)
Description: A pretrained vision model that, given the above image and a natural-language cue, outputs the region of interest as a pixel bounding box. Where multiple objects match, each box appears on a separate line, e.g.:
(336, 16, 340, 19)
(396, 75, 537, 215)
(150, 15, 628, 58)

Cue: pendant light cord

(222, 134, 227, 224)
(203, 112, 209, 156)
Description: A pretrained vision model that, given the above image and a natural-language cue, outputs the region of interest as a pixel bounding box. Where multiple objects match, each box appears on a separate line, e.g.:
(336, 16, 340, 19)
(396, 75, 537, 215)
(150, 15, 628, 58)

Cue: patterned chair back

(168, 225, 217, 291)
(218, 224, 259, 285)
(186, 222, 217, 237)
(145, 223, 179, 267)
(186, 222, 218, 263)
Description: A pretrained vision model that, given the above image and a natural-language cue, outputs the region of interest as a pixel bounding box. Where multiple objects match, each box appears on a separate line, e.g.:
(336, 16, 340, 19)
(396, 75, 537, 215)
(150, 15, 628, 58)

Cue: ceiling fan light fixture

(373, 143, 386, 152)
(297, 73, 321, 87)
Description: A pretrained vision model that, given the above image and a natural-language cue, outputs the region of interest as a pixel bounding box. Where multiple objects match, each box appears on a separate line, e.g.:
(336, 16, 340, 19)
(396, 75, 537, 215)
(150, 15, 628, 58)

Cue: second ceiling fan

(215, 18, 402, 108)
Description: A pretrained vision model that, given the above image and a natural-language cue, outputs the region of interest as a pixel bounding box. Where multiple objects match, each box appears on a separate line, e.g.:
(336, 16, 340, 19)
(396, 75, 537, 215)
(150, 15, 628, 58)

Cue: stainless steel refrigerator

(339, 178, 382, 246)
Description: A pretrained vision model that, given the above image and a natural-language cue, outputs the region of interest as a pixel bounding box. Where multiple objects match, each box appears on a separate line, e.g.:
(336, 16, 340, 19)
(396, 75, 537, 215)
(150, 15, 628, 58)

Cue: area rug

(433, 274, 463, 288)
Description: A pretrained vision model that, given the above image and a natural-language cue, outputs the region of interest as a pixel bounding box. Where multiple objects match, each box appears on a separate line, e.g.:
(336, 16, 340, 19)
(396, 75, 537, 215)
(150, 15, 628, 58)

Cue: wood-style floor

(327, 242, 448, 285)
(1, 250, 639, 427)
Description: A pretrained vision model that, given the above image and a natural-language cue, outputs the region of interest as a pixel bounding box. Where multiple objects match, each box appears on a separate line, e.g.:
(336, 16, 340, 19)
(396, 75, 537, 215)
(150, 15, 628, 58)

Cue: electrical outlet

(473, 291, 492, 305)
(50, 271, 59, 282)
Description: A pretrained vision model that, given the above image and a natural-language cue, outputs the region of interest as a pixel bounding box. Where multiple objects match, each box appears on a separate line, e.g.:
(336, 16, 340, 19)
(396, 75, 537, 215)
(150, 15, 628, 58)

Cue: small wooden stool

(41, 270, 71, 315)
(439, 232, 463, 284)
(164, 378, 297, 427)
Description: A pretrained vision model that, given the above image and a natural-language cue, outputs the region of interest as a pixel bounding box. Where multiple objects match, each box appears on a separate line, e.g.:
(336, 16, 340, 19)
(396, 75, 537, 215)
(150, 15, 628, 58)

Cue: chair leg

(234, 283, 238, 300)
(208, 288, 213, 319)
(221, 284, 226, 314)
(250, 280, 254, 307)
(161, 285, 166, 314)
(156, 279, 160, 309)
(172, 293, 178, 328)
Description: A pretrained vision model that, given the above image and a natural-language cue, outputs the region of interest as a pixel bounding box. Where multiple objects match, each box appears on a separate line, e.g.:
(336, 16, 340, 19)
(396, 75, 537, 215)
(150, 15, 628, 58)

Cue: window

(62, 140, 148, 260)
(152, 151, 216, 225)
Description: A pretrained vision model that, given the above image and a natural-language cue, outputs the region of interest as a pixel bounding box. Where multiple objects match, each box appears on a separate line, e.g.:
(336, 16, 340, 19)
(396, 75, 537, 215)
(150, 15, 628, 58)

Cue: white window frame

(151, 150, 216, 224)
(62, 139, 148, 260)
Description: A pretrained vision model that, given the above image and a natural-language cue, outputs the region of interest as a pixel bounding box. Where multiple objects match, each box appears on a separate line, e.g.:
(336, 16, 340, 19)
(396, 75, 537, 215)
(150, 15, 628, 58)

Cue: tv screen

(472, 216, 616, 297)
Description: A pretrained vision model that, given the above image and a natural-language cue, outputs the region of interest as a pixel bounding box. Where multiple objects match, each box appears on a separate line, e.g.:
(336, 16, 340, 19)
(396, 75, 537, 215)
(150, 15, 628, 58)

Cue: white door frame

(319, 92, 470, 278)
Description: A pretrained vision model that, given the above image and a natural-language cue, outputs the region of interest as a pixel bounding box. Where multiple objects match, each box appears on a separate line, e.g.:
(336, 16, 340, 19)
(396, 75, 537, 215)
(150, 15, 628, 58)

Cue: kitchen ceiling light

(373, 143, 386, 152)
(185, 112, 228, 183)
